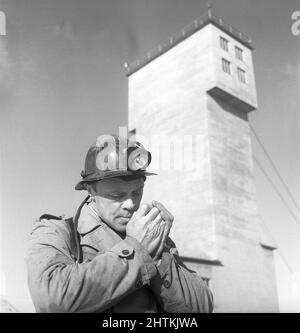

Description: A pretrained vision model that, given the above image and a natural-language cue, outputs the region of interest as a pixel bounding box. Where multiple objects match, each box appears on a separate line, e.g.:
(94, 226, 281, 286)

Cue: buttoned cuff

(156, 251, 173, 277)
(150, 251, 174, 292)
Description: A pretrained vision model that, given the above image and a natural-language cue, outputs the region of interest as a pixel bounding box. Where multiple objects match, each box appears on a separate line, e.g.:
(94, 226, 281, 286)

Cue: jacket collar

(77, 201, 105, 235)
(76, 199, 127, 242)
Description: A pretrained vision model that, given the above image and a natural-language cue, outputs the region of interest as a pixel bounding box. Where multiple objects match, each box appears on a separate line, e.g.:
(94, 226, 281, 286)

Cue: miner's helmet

(75, 134, 156, 191)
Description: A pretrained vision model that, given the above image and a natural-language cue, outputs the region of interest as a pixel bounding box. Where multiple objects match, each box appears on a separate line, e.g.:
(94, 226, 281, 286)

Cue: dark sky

(0, 0, 299, 311)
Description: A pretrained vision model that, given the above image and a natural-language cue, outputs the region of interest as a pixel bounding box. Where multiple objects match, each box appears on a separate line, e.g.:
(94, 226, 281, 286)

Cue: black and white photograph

(0, 0, 299, 315)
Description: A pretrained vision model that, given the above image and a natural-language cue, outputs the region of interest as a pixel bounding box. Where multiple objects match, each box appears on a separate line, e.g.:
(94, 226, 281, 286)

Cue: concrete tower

(127, 10, 279, 312)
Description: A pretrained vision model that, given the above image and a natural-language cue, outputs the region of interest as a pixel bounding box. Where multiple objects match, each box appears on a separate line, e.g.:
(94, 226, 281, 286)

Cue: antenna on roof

(206, 2, 212, 18)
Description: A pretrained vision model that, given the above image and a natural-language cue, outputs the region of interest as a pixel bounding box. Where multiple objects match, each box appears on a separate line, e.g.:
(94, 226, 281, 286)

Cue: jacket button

(135, 280, 142, 288)
(122, 249, 130, 255)
(163, 280, 171, 288)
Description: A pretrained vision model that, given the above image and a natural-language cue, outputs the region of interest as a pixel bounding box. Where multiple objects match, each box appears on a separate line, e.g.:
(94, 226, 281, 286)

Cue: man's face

(90, 177, 145, 233)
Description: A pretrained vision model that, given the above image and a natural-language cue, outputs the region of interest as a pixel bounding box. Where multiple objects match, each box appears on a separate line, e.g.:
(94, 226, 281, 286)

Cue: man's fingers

(165, 219, 173, 234)
(152, 213, 163, 225)
(152, 200, 170, 216)
(146, 207, 160, 220)
(152, 200, 174, 222)
(155, 221, 166, 245)
(153, 222, 170, 260)
(138, 203, 152, 216)
(158, 220, 166, 233)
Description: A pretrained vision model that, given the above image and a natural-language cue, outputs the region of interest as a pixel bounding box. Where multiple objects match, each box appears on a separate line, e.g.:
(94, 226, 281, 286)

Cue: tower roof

(126, 9, 253, 76)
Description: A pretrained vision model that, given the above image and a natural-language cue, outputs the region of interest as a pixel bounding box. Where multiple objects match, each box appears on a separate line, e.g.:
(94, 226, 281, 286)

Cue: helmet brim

(75, 170, 157, 191)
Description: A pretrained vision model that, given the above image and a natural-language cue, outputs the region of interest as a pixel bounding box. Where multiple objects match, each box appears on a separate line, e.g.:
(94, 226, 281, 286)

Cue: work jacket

(26, 201, 213, 313)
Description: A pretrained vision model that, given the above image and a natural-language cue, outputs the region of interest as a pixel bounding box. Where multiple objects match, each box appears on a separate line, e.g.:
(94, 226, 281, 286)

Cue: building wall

(206, 94, 278, 312)
(128, 22, 278, 312)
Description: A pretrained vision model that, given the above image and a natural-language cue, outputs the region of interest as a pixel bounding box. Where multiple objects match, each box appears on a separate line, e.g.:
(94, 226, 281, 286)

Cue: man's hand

(126, 201, 174, 261)
(126, 203, 165, 259)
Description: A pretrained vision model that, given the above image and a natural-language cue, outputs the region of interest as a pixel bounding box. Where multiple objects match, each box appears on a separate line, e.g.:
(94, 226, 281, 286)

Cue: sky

(0, 0, 299, 312)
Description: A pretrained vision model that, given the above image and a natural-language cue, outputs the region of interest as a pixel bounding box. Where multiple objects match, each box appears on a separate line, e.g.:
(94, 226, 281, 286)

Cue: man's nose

(122, 197, 136, 211)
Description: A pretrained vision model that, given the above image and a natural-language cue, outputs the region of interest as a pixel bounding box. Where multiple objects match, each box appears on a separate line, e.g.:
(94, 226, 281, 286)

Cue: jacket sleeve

(149, 238, 214, 313)
(26, 220, 157, 313)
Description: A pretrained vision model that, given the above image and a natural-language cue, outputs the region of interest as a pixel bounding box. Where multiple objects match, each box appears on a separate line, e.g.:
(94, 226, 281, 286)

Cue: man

(26, 134, 213, 313)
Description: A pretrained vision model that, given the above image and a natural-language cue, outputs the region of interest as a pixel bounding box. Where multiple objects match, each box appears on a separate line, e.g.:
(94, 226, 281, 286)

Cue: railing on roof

(125, 10, 253, 76)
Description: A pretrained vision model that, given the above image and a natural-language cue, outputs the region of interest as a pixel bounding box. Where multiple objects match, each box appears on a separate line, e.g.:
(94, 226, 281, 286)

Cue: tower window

(237, 67, 247, 83)
(220, 36, 229, 52)
(235, 46, 244, 61)
(221, 58, 231, 75)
